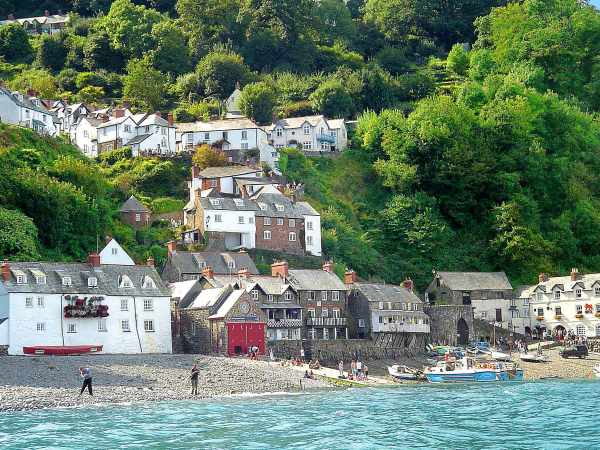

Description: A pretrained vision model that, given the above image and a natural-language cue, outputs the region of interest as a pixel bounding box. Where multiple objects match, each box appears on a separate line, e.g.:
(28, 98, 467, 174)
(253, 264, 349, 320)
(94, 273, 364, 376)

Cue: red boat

(23, 345, 103, 355)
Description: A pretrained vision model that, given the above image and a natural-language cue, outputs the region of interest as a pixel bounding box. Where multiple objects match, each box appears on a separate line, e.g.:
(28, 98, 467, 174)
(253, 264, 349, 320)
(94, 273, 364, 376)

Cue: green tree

(469, 49, 497, 82)
(313, 0, 356, 45)
(0, 23, 33, 61)
(36, 34, 69, 71)
(196, 49, 250, 98)
(83, 31, 124, 72)
(78, 86, 105, 104)
(238, 82, 276, 123)
(447, 44, 470, 76)
(374, 46, 409, 76)
(309, 81, 353, 118)
(240, 0, 314, 44)
(123, 57, 168, 109)
(191, 144, 229, 169)
(0, 206, 40, 260)
(149, 21, 188, 75)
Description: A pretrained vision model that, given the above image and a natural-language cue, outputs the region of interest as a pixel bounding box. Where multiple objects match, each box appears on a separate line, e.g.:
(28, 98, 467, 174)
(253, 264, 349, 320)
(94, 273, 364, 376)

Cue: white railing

(306, 317, 347, 326)
(373, 323, 430, 333)
(267, 319, 303, 328)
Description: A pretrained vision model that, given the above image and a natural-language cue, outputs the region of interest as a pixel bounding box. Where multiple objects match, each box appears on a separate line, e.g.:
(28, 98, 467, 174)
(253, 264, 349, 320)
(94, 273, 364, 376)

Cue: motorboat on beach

(491, 351, 512, 361)
(423, 357, 524, 383)
(594, 363, 600, 378)
(23, 345, 103, 355)
(388, 365, 420, 380)
(520, 353, 550, 363)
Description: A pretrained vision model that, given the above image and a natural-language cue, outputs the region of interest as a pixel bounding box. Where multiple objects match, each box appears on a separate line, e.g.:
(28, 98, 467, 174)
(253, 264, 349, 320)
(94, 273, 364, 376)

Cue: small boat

(520, 353, 550, 363)
(594, 363, 600, 378)
(540, 376, 563, 380)
(23, 345, 103, 355)
(424, 357, 523, 383)
(492, 351, 512, 361)
(388, 365, 419, 380)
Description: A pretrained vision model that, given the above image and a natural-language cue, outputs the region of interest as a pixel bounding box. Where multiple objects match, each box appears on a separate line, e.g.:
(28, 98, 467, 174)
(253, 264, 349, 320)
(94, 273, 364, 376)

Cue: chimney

(272, 113, 278, 124)
(277, 185, 285, 195)
(322, 262, 334, 272)
(241, 187, 248, 199)
(93, 105, 98, 112)
(539, 273, 548, 283)
(238, 267, 251, 279)
(403, 278, 414, 292)
(1, 259, 10, 281)
(114, 108, 125, 118)
(147, 257, 155, 267)
(105, 236, 112, 245)
(271, 260, 289, 278)
(238, 249, 247, 254)
(58, 9, 62, 15)
(155, 111, 161, 118)
(44, 98, 51, 109)
(7, 14, 14, 20)
(45, 10, 50, 17)
(570, 268, 581, 282)
(167, 113, 173, 126)
(0, 78, 4, 88)
(202, 266, 214, 279)
(345, 270, 356, 284)
(122, 98, 132, 109)
(87, 252, 101, 267)
(210, 115, 219, 121)
(167, 239, 177, 257)
(291, 194, 296, 204)
(101, 115, 109, 123)
(192, 164, 199, 179)
(235, 81, 240, 89)
(27, 87, 35, 97)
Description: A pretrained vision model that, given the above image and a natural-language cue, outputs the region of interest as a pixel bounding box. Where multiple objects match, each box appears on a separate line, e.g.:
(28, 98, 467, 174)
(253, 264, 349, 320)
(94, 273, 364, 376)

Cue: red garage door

(227, 323, 265, 356)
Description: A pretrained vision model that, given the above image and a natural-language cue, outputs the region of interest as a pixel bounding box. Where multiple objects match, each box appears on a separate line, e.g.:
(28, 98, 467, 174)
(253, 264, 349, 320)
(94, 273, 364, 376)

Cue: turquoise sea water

(1, 380, 599, 450)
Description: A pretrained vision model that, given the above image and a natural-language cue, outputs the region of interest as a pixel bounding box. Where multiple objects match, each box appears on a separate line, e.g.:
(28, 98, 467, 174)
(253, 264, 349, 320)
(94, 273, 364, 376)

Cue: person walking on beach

(300, 346, 305, 363)
(269, 347, 274, 361)
(338, 360, 344, 377)
(190, 363, 199, 395)
(79, 367, 93, 396)
(356, 359, 362, 379)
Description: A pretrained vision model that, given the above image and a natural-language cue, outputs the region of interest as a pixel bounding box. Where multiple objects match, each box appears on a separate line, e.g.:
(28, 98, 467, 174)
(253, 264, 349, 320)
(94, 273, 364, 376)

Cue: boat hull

(23, 345, 103, 355)
(425, 369, 524, 383)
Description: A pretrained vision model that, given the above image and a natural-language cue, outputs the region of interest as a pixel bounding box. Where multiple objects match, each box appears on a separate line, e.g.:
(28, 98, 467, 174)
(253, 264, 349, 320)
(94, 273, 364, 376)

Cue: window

(276, 128, 282, 137)
(554, 290, 560, 299)
(378, 301, 384, 310)
(267, 294, 274, 302)
(332, 308, 340, 319)
(321, 308, 329, 317)
(289, 219, 296, 227)
(576, 325, 586, 336)
(234, 199, 244, 207)
(210, 199, 220, 206)
(303, 124, 310, 135)
(37, 297, 44, 308)
(210, 179, 218, 188)
(277, 218, 284, 226)
(511, 310, 519, 318)
(259, 203, 267, 211)
(122, 320, 130, 332)
(307, 236, 313, 245)
(187, 134, 194, 143)
(523, 297, 529, 306)
(537, 308, 544, 317)
(37, 323, 46, 331)
(112, 248, 118, 255)
(98, 319, 107, 332)
(161, 127, 167, 135)
(576, 305, 582, 314)
(306, 221, 313, 230)
(289, 232, 296, 241)
(332, 291, 340, 301)
(87, 277, 97, 287)
(302, 142, 312, 150)
(481, 311, 488, 319)
(36, 276, 46, 284)
(61, 276, 71, 286)
(285, 291, 293, 301)
(276, 205, 284, 212)
(536, 292, 543, 301)
(145, 126, 150, 133)
(227, 261, 235, 269)
(16, 275, 27, 284)
(122, 277, 132, 288)
(524, 309, 530, 318)
(264, 217, 271, 225)
(482, 291, 488, 300)
(124, 125, 131, 132)
(597, 324, 600, 337)
(307, 291, 315, 301)
(575, 288, 582, 298)
(26, 297, 33, 308)
(275, 144, 284, 149)
(67, 323, 77, 333)
(204, 133, 210, 140)
(143, 277, 155, 289)
(510, 299, 516, 306)
(121, 299, 128, 311)
(308, 307, 316, 317)
(144, 320, 155, 332)
(555, 306, 562, 316)
(241, 131, 247, 140)
(83, 130, 89, 138)
(597, 304, 600, 313)
(595, 287, 600, 297)
(214, 214, 222, 222)
(135, 213, 141, 222)
(321, 291, 327, 301)
(249, 217, 254, 224)
(358, 318, 365, 328)
(251, 290, 259, 300)
(241, 143, 249, 150)
(238, 216, 245, 224)
(331, 130, 337, 137)
(264, 230, 271, 240)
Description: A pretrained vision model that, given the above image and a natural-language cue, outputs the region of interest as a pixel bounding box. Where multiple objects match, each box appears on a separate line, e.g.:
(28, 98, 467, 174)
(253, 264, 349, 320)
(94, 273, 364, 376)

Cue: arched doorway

(554, 324, 566, 340)
(457, 318, 469, 345)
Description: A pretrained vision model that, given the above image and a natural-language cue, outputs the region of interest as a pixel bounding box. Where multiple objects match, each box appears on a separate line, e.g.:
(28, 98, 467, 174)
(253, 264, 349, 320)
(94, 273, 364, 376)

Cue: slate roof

(82, 117, 102, 127)
(533, 273, 600, 293)
(1, 261, 168, 296)
(515, 285, 535, 299)
(270, 115, 324, 130)
(354, 283, 423, 304)
(168, 280, 202, 308)
(97, 115, 134, 129)
(327, 119, 346, 130)
(0, 87, 53, 115)
(178, 119, 260, 133)
(119, 195, 151, 213)
(198, 166, 261, 178)
(198, 197, 258, 212)
(0, 14, 69, 26)
(188, 285, 233, 309)
(436, 272, 513, 291)
(138, 114, 174, 128)
(252, 193, 304, 219)
(209, 289, 245, 319)
(126, 134, 151, 146)
(170, 251, 259, 275)
(238, 276, 290, 296)
(286, 269, 347, 291)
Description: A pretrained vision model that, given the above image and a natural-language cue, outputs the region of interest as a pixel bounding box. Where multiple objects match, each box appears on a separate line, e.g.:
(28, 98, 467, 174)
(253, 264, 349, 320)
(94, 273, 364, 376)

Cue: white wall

(0, 91, 22, 126)
(135, 124, 176, 153)
(0, 282, 8, 346)
(0, 92, 56, 136)
(7, 293, 172, 355)
(271, 118, 331, 151)
(74, 119, 98, 157)
(304, 214, 321, 256)
(99, 240, 135, 265)
(531, 290, 600, 337)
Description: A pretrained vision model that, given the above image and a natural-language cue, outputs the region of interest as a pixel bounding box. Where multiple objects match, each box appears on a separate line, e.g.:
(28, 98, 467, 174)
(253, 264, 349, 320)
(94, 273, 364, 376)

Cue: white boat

(492, 351, 512, 361)
(520, 353, 550, 362)
(594, 363, 600, 378)
(388, 365, 419, 380)
(423, 357, 524, 383)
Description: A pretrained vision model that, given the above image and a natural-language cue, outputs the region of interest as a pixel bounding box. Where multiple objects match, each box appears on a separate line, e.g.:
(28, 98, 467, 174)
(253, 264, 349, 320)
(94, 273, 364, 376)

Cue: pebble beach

(0, 354, 333, 412)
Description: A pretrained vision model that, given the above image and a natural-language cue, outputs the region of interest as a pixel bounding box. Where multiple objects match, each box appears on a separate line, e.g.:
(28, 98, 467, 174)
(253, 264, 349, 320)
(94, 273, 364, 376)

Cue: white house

(188, 165, 266, 200)
(96, 113, 138, 154)
(0, 11, 69, 35)
(530, 269, 600, 339)
(99, 238, 135, 266)
(0, 255, 172, 355)
(73, 117, 101, 157)
(133, 114, 177, 156)
(0, 280, 8, 351)
(327, 119, 348, 152)
(268, 115, 345, 152)
(0, 84, 57, 136)
(224, 85, 243, 119)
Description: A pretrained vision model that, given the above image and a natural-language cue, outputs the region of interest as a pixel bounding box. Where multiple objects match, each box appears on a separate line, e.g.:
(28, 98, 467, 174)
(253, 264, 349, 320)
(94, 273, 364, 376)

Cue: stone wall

(205, 231, 227, 252)
(153, 210, 184, 224)
(0, 345, 8, 357)
(178, 308, 211, 354)
(423, 305, 474, 346)
(472, 319, 526, 341)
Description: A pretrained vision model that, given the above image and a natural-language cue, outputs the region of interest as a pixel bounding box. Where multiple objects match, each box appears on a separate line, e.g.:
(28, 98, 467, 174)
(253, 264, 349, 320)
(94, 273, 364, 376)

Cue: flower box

(575, 314, 584, 318)
(554, 315, 562, 319)
(536, 316, 544, 321)
(595, 313, 600, 318)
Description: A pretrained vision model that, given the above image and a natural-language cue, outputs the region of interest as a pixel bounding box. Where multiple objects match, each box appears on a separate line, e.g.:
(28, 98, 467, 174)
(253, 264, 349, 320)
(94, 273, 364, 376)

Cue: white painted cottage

(99, 238, 135, 266)
(0, 255, 172, 355)
(0, 83, 57, 136)
(268, 115, 346, 152)
(73, 117, 101, 157)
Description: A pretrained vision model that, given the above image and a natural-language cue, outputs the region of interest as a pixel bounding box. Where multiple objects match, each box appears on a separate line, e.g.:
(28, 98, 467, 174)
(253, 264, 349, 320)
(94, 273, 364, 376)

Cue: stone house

(118, 195, 152, 229)
(346, 272, 430, 347)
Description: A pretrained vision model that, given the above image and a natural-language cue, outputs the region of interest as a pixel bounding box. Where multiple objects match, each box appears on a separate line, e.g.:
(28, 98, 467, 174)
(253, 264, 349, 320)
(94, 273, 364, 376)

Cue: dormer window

(575, 288, 582, 298)
(210, 199, 220, 206)
(228, 261, 235, 269)
(62, 276, 72, 286)
(88, 277, 98, 287)
(143, 277, 155, 289)
(276, 128, 282, 137)
(36, 276, 46, 284)
(554, 290, 560, 299)
(276, 204, 284, 212)
(259, 203, 267, 211)
(16, 275, 27, 284)
(121, 276, 132, 288)
(234, 199, 244, 206)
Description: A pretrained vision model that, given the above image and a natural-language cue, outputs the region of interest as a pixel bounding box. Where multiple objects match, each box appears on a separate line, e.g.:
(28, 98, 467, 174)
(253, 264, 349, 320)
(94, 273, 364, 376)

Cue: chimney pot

(105, 236, 112, 245)
(245, 159, 250, 166)
(202, 266, 214, 279)
(198, 116, 204, 122)
(167, 113, 173, 126)
(114, 108, 125, 118)
(167, 239, 177, 258)
(147, 257, 155, 267)
(345, 270, 356, 284)
(87, 252, 101, 267)
(539, 273, 548, 283)
(272, 113, 279, 124)
(570, 268, 581, 282)
(271, 260, 289, 278)
(192, 164, 199, 179)
(238, 267, 251, 279)
(122, 98, 132, 109)
(235, 81, 241, 89)
(1, 259, 10, 281)
(403, 278, 414, 292)
(101, 115, 109, 123)
(322, 262, 334, 272)
(58, 9, 62, 15)
(0, 78, 4, 88)
(8, 14, 14, 21)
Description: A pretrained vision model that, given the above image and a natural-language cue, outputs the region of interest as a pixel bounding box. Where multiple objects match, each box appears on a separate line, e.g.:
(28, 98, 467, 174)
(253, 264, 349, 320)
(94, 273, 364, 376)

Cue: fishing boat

(387, 365, 420, 380)
(594, 363, 600, 378)
(520, 353, 550, 362)
(423, 357, 524, 383)
(491, 351, 512, 361)
(23, 345, 103, 355)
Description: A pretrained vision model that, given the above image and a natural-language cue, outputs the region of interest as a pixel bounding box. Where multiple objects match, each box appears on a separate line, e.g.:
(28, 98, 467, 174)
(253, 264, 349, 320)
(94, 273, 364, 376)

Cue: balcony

(373, 323, 430, 334)
(267, 319, 303, 328)
(306, 317, 347, 327)
(316, 133, 335, 143)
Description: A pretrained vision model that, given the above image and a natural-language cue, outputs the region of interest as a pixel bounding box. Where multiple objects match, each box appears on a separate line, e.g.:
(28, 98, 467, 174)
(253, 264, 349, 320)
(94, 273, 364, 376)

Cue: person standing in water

(79, 367, 93, 396)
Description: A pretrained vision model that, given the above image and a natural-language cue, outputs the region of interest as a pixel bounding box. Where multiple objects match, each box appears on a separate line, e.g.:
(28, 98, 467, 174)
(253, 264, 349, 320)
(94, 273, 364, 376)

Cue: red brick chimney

(238, 267, 251, 278)
(345, 270, 356, 284)
(235, 81, 240, 89)
(58, 9, 63, 15)
(322, 262, 334, 272)
(101, 115, 109, 123)
(105, 236, 113, 245)
(155, 111, 161, 118)
(114, 108, 125, 118)
(167, 239, 177, 257)
(7, 14, 14, 20)
(87, 252, 101, 267)
(403, 278, 414, 292)
(27, 87, 35, 97)
(147, 257, 155, 267)
(93, 105, 98, 112)
(1, 259, 10, 281)
(539, 273, 548, 283)
(167, 113, 173, 126)
(277, 185, 285, 195)
(44, 98, 51, 109)
(192, 164, 199, 178)
(198, 116, 204, 122)
(122, 98, 132, 109)
(45, 10, 50, 17)
(271, 260, 289, 278)
(570, 268, 581, 282)
(202, 266, 214, 279)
